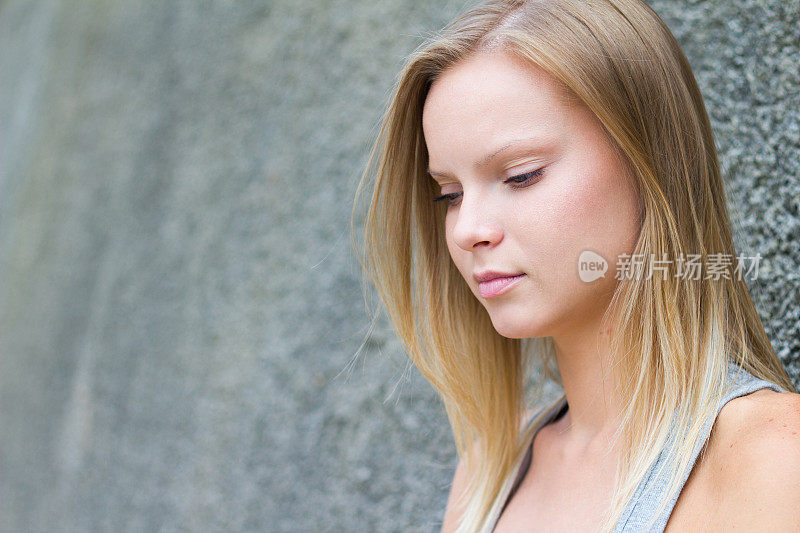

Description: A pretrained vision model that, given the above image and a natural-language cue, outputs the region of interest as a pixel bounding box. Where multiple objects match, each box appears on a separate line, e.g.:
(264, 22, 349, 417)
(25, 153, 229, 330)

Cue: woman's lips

(478, 274, 526, 298)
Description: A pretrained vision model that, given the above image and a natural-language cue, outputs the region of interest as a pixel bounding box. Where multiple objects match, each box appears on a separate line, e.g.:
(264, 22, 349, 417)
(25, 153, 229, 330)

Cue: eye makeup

(432, 167, 546, 208)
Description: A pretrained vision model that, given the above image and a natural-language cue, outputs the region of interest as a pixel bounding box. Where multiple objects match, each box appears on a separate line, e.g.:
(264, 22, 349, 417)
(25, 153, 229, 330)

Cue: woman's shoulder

(702, 389, 800, 527)
(708, 388, 800, 471)
(712, 388, 800, 445)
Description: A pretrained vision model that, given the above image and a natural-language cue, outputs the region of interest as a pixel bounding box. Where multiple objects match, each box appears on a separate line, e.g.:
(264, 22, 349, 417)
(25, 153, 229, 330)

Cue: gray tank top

(489, 361, 790, 531)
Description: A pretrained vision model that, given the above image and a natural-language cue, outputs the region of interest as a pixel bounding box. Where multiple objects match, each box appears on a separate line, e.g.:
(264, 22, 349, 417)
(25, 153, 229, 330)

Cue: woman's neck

(550, 312, 625, 449)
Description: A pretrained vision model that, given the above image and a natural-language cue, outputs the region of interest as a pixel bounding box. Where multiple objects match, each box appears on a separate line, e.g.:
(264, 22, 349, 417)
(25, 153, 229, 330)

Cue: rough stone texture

(0, 1, 796, 532)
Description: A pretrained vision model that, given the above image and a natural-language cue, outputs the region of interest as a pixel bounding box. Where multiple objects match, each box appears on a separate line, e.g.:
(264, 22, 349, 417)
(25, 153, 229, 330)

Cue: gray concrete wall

(0, 1, 797, 532)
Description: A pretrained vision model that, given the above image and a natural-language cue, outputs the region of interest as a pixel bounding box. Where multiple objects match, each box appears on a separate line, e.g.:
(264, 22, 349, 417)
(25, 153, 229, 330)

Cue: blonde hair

(350, 0, 796, 531)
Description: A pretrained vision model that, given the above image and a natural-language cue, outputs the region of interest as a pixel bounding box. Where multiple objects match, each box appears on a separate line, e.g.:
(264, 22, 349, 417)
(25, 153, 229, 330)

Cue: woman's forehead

(421, 53, 598, 175)
(422, 52, 573, 138)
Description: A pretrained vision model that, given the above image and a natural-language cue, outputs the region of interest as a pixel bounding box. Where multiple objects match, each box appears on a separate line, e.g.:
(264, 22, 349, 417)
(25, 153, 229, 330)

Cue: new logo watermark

(578, 251, 762, 282)
(578, 250, 608, 282)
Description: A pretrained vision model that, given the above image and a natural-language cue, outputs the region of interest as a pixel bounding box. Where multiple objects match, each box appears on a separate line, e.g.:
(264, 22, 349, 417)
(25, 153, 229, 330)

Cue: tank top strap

(613, 361, 790, 532)
(504, 396, 569, 507)
(485, 394, 569, 532)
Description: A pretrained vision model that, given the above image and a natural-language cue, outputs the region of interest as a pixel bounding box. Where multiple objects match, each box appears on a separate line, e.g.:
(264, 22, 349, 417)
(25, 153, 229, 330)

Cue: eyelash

(432, 167, 546, 208)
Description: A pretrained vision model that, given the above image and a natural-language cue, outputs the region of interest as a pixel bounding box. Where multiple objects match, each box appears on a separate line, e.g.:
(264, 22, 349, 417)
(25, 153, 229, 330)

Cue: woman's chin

(488, 315, 549, 339)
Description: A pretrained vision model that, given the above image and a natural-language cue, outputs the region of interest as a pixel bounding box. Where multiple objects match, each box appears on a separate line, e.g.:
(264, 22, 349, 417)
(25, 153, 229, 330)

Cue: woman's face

(422, 49, 643, 339)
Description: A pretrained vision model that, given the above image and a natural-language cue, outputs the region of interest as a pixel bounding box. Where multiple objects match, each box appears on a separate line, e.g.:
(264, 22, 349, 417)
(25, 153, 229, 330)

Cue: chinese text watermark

(578, 250, 762, 282)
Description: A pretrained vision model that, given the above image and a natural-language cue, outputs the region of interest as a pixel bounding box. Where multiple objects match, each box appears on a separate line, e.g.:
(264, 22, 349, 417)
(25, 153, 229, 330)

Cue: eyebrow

(426, 136, 552, 179)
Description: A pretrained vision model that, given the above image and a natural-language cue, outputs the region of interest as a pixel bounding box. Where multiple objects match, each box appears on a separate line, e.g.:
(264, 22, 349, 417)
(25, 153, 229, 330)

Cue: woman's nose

(450, 193, 504, 251)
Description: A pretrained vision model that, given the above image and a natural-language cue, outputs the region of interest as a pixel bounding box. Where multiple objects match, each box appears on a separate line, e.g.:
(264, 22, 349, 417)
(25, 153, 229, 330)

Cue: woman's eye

(433, 192, 462, 207)
(432, 167, 545, 208)
(504, 167, 545, 187)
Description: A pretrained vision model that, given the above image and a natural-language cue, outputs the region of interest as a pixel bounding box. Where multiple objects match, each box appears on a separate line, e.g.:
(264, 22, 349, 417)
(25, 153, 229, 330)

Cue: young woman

(351, 0, 800, 531)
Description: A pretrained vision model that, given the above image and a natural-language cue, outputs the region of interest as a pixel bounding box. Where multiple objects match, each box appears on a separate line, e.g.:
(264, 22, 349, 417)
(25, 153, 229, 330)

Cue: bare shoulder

(705, 389, 800, 528)
(711, 388, 800, 448)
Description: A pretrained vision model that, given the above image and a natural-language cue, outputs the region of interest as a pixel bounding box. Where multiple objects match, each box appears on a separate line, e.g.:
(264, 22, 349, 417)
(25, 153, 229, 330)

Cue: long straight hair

(350, 0, 796, 531)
